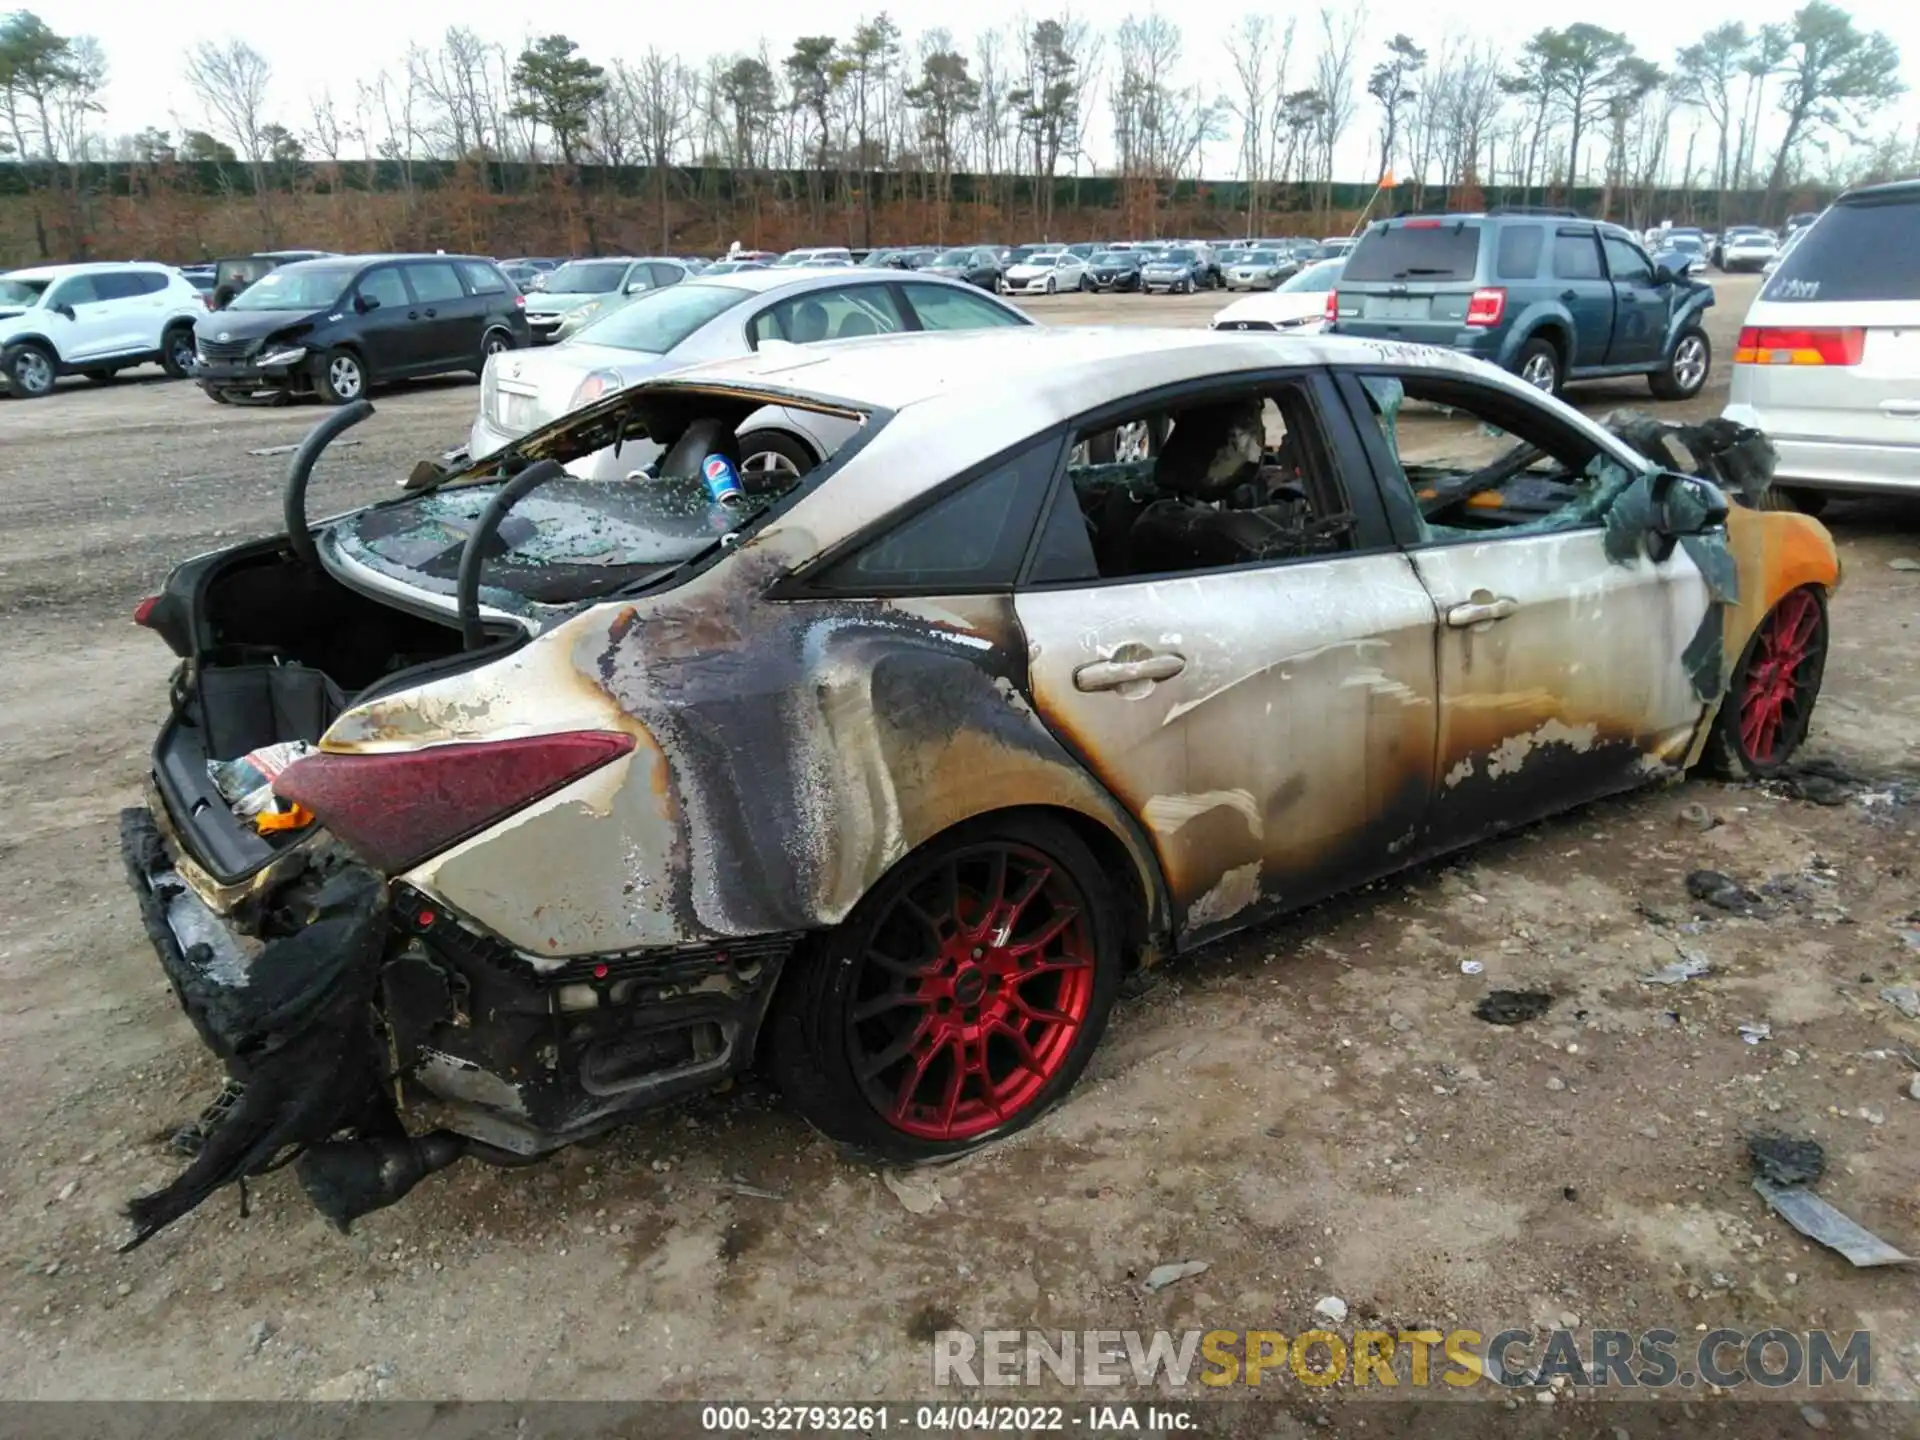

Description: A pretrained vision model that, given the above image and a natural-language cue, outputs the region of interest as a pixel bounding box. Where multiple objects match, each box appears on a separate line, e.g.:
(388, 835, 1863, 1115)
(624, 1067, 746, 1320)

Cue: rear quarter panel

(322, 536, 1163, 962)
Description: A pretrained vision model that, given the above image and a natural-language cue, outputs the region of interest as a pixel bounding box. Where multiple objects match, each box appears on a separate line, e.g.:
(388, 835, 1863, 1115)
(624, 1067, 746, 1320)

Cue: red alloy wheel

(1739, 588, 1824, 766)
(847, 842, 1096, 1142)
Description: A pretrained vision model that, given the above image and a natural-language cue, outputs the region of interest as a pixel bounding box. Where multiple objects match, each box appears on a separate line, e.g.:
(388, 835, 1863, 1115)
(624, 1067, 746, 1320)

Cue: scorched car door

(1014, 374, 1439, 946)
(1338, 367, 1714, 855)
(1019, 557, 1439, 943)
(1410, 530, 1712, 849)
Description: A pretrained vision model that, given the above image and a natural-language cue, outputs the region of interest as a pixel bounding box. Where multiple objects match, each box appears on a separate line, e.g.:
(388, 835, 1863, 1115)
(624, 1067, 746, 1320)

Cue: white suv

(0, 262, 205, 398)
(1724, 180, 1920, 508)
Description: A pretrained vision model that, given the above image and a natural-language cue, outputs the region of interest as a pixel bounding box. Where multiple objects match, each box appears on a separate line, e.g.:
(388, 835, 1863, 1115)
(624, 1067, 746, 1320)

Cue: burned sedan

(119, 328, 1840, 1245)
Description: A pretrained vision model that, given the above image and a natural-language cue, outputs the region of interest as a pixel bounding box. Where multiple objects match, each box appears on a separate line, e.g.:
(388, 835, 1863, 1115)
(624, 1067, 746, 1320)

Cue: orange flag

(1380, 168, 1397, 187)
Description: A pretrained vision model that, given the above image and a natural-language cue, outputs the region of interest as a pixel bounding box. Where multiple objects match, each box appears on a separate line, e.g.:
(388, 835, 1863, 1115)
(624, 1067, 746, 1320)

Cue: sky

(27, 0, 1920, 179)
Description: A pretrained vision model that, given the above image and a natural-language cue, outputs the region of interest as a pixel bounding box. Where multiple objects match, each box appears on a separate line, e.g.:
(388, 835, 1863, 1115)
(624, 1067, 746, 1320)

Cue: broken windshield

(326, 388, 875, 612)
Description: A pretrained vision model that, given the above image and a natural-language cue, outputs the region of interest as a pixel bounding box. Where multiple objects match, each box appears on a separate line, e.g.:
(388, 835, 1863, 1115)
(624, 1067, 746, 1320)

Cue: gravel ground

(3, 278, 1920, 1427)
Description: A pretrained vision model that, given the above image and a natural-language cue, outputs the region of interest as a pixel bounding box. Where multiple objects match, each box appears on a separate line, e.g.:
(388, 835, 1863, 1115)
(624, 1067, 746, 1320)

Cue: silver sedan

(470, 268, 1033, 483)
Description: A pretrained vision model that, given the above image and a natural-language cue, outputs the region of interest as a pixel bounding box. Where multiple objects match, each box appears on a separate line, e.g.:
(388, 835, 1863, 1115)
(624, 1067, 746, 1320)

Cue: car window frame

(47, 274, 101, 307)
(894, 281, 1027, 333)
(1601, 234, 1654, 286)
(90, 271, 142, 302)
(457, 259, 509, 296)
(742, 280, 912, 350)
(777, 428, 1071, 599)
(354, 264, 410, 312)
(403, 259, 467, 306)
(1551, 226, 1605, 282)
(1329, 366, 1638, 550)
(1015, 365, 1400, 594)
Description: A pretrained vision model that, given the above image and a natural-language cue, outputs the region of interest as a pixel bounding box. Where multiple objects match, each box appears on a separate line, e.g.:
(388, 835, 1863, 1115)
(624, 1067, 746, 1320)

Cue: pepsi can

(702, 453, 744, 507)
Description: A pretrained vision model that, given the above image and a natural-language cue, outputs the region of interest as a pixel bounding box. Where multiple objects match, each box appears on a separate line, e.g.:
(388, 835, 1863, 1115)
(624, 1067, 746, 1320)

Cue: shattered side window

(1356, 373, 1635, 540)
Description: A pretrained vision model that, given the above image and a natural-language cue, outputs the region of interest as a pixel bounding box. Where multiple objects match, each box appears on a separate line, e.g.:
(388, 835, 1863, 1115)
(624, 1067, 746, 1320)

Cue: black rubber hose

(456, 458, 567, 651)
(283, 399, 375, 568)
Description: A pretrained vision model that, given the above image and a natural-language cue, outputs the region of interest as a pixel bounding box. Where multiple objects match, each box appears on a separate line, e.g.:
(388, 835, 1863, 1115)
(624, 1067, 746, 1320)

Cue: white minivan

(1723, 180, 1920, 510)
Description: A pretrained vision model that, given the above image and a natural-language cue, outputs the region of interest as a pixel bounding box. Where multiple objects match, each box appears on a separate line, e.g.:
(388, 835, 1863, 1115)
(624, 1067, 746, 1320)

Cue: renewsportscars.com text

(933, 1327, 1873, 1391)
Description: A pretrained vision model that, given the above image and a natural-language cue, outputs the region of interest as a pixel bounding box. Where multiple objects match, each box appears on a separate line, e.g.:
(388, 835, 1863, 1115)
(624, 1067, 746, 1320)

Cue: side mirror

(1652, 258, 1684, 284)
(355, 293, 380, 313)
(625, 281, 648, 295)
(1650, 470, 1729, 545)
(52, 302, 76, 321)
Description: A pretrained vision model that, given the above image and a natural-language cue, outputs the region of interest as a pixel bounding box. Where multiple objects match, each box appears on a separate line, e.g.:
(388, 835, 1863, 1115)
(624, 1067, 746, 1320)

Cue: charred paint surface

(1411, 524, 1714, 848)
(330, 530, 1159, 959)
(1016, 551, 1440, 939)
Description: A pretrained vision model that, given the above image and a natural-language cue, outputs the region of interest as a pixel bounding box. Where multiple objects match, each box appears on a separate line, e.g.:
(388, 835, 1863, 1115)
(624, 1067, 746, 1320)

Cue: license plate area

(1366, 296, 1434, 321)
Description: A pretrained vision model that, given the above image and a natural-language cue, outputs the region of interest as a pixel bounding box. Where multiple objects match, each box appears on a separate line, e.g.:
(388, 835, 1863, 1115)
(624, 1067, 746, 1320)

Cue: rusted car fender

(1683, 505, 1841, 767)
(323, 540, 1169, 963)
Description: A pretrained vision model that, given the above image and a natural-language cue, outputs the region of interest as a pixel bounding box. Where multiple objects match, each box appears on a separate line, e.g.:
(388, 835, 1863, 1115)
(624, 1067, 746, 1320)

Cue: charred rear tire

(1699, 585, 1828, 780)
(765, 814, 1124, 1161)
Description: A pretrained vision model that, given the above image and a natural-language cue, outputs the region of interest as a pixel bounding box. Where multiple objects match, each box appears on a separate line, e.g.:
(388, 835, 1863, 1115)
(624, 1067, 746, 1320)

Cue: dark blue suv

(1328, 211, 1715, 401)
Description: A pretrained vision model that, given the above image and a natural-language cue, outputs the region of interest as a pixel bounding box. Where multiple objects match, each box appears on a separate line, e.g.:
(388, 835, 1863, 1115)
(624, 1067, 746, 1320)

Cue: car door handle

(1560, 289, 1578, 302)
(1881, 400, 1920, 417)
(423, 307, 438, 318)
(1446, 595, 1518, 628)
(1073, 652, 1187, 692)
(407, 309, 420, 320)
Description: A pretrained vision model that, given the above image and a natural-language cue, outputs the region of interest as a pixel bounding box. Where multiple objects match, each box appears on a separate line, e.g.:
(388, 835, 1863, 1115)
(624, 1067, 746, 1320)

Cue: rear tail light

(515, 294, 526, 307)
(1465, 287, 1507, 327)
(133, 595, 160, 627)
(276, 731, 636, 874)
(568, 368, 623, 410)
(1733, 326, 1865, 366)
(1324, 290, 1338, 323)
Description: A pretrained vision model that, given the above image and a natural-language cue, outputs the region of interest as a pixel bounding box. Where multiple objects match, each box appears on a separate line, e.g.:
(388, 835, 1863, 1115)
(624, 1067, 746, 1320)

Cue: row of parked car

(8, 187, 1914, 514)
(1635, 214, 1821, 278)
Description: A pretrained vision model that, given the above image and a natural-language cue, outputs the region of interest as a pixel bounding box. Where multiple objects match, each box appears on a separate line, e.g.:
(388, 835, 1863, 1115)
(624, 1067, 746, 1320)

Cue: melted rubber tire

(1699, 586, 1828, 780)
(765, 814, 1123, 1162)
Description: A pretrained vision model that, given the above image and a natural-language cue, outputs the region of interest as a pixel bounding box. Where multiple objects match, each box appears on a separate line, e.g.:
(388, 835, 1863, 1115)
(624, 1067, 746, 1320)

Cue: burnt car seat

(1125, 401, 1353, 573)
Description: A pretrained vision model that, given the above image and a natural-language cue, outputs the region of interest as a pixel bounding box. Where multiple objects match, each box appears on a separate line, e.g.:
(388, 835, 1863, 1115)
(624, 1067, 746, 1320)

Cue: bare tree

(184, 40, 272, 199)
(631, 49, 694, 250)
(1226, 15, 1275, 233)
(1111, 15, 1218, 231)
(971, 26, 1012, 207)
(1312, 7, 1364, 219)
(1010, 14, 1094, 231)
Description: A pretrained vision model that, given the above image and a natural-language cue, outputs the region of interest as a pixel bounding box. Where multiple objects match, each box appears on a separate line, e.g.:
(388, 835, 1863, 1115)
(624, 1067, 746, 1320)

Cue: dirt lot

(4, 278, 1920, 1425)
